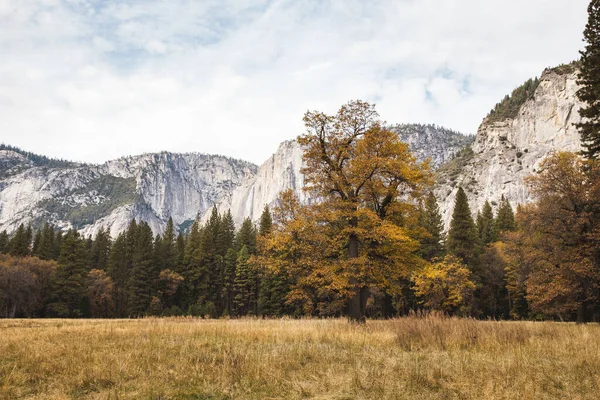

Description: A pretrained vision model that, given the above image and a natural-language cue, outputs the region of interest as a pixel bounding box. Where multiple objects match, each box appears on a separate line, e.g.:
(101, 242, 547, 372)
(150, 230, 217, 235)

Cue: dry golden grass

(1, 315, 599, 399)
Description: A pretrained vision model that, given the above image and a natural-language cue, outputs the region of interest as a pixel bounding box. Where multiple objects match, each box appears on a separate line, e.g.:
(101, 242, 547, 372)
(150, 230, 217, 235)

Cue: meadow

(1, 315, 599, 399)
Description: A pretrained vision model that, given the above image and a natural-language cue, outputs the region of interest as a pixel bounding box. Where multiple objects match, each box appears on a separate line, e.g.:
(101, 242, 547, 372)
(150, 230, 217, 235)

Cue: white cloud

(0, 0, 590, 165)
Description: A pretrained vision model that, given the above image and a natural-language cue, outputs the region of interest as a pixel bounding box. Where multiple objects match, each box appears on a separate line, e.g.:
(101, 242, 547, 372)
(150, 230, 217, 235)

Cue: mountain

(433, 62, 582, 227)
(0, 124, 472, 237)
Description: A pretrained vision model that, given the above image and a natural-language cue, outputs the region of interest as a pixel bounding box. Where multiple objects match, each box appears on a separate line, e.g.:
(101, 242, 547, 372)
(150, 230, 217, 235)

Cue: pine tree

(91, 227, 111, 270)
(576, 0, 600, 160)
(174, 232, 185, 273)
(183, 218, 209, 310)
(477, 200, 496, 245)
(233, 246, 256, 316)
(235, 217, 257, 254)
(259, 205, 273, 236)
(108, 232, 130, 317)
(128, 221, 156, 316)
(37, 223, 55, 260)
(447, 187, 479, 267)
(222, 248, 238, 316)
(32, 228, 42, 256)
(53, 231, 63, 260)
(162, 217, 176, 270)
(0, 230, 8, 253)
(49, 230, 89, 317)
(419, 192, 445, 261)
(8, 224, 30, 257)
(495, 195, 516, 235)
(217, 210, 235, 256)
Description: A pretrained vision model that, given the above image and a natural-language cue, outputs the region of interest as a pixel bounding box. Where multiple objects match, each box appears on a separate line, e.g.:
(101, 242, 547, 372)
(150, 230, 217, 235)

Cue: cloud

(0, 0, 590, 165)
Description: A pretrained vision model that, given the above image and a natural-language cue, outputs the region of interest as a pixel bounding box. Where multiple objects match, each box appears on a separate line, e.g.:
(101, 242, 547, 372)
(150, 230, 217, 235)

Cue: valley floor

(0, 316, 599, 399)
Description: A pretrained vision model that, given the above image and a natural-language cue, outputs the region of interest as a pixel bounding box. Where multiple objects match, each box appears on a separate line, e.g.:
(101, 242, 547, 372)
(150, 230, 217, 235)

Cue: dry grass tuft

(0, 315, 599, 399)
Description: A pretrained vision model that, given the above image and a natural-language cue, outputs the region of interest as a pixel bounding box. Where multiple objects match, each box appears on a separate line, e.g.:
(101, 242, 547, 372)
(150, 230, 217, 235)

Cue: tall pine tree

(419, 192, 445, 261)
(576, 0, 600, 160)
(447, 187, 479, 267)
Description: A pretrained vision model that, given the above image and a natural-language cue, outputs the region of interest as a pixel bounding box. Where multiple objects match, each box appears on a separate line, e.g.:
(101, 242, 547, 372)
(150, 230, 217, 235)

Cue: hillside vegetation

(0, 316, 599, 399)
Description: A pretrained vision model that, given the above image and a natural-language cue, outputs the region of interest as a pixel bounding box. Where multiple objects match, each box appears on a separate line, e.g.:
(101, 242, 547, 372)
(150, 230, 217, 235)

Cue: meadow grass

(1, 315, 599, 399)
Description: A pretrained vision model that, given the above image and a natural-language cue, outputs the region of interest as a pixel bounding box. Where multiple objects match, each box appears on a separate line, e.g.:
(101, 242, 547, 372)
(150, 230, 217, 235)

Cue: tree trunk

(347, 229, 366, 322)
(577, 301, 588, 324)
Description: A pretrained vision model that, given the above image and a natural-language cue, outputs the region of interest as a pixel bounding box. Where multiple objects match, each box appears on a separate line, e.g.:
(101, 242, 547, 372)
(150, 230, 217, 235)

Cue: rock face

(392, 124, 474, 168)
(0, 124, 472, 237)
(434, 64, 582, 228)
(0, 62, 583, 237)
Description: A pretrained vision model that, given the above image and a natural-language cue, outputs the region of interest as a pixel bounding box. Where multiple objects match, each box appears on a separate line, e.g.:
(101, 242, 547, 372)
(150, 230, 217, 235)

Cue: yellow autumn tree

(270, 100, 432, 321)
(412, 255, 475, 315)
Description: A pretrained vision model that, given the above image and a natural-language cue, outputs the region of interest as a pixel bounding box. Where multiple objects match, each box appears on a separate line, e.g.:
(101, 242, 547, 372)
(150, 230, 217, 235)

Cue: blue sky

(0, 0, 589, 164)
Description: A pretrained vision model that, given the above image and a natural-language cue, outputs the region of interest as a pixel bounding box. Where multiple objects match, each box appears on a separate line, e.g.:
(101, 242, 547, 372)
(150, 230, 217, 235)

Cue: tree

(446, 187, 479, 267)
(0, 230, 8, 254)
(8, 224, 30, 257)
(91, 227, 111, 271)
(576, 0, 600, 160)
(0, 255, 57, 318)
(524, 152, 600, 322)
(235, 217, 257, 254)
(128, 221, 156, 316)
(107, 232, 130, 316)
(295, 100, 430, 321)
(412, 255, 475, 315)
(87, 269, 115, 318)
(233, 246, 256, 315)
(419, 192, 445, 261)
(477, 200, 495, 246)
(494, 195, 515, 236)
(259, 205, 273, 236)
(48, 230, 89, 317)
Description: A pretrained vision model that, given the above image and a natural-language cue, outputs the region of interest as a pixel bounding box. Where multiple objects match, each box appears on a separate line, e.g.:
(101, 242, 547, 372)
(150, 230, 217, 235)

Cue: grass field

(1, 315, 600, 399)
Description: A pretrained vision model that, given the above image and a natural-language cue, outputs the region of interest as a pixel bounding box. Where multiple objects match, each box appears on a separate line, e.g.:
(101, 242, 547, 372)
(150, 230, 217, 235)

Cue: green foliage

(419, 192, 445, 261)
(48, 230, 89, 317)
(576, 1, 600, 159)
(494, 196, 516, 235)
(259, 205, 273, 236)
(447, 187, 479, 267)
(477, 201, 495, 246)
(486, 78, 540, 123)
(233, 246, 256, 316)
(8, 224, 31, 257)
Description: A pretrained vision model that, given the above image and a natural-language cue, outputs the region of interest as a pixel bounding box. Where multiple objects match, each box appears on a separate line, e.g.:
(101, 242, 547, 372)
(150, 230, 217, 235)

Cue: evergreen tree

(174, 232, 186, 273)
(259, 205, 273, 236)
(53, 231, 63, 260)
(37, 223, 55, 261)
(162, 217, 176, 270)
(447, 187, 479, 267)
(91, 227, 111, 271)
(128, 221, 156, 316)
(477, 200, 496, 245)
(107, 232, 130, 317)
(32, 228, 42, 256)
(235, 217, 257, 254)
(8, 224, 30, 257)
(48, 230, 89, 317)
(217, 210, 235, 255)
(419, 192, 445, 261)
(222, 248, 238, 316)
(233, 246, 256, 315)
(495, 195, 516, 235)
(183, 218, 210, 310)
(0, 230, 8, 253)
(576, 0, 600, 160)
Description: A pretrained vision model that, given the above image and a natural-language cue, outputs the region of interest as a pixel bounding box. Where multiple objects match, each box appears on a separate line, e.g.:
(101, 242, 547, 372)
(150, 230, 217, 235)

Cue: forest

(0, 120, 598, 322)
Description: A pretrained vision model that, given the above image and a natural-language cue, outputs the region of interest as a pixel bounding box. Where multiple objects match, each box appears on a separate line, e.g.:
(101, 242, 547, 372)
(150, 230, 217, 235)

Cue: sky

(0, 0, 589, 165)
